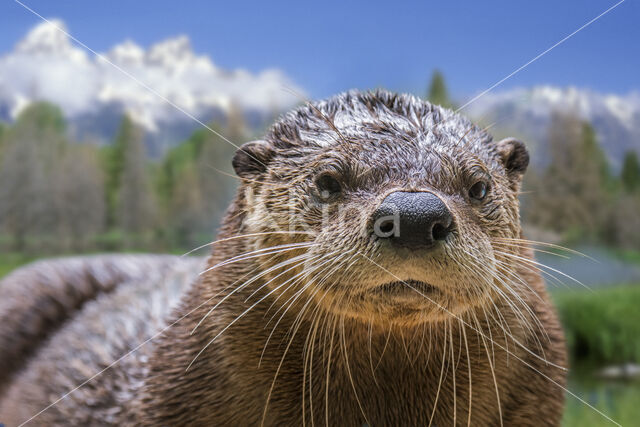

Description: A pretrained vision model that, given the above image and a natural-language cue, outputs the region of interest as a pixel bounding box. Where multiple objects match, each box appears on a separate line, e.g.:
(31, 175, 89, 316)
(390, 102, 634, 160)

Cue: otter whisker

(290, 250, 356, 334)
(191, 251, 309, 335)
(493, 249, 591, 291)
(460, 318, 473, 427)
(259, 268, 327, 364)
(492, 237, 595, 261)
(187, 253, 320, 371)
(492, 248, 570, 288)
(324, 315, 338, 427)
(428, 320, 448, 427)
(260, 283, 324, 427)
(491, 255, 547, 302)
(472, 312, 504, 427)
(367, 317, 378, 385)
(489, 262, 552, 351)
(300, 262, 355, 427)
(398, 328, 413, 366)
(181, 230, 315, 257)
(364, 252, 569, 371)
(192, 252, 315, 335)
(492, 241, 570, 259)
(476, 265, 548, 362)
(302, 302, 329, 427)
(244, 252, 323, 303)
(260, 249, 349, 364)
(262, 249, 345, 334)
(481, 305, 513, 367)
(199, 241, 317, 276)
(449, 319, 458, 427)
(374, 323, 393, 372)
(339, 316, 371, 426)
(450, 249, 519, 355)
(459, 246, 548, 346)
(483, 262, 548, 345)
(472, 262, 558, 371)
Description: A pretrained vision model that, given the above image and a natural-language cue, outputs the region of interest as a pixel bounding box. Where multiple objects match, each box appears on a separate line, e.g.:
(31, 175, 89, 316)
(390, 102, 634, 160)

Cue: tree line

(0, 102, 238, 254)
(0, 79, 639, 256)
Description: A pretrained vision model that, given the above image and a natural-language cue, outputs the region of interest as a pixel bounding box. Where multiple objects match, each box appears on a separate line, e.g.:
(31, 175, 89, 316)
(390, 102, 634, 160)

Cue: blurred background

(0, 1, 638, 425)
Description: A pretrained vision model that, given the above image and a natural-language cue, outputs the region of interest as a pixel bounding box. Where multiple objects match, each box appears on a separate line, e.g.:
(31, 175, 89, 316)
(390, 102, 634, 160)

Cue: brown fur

(0, 90, 566, 426)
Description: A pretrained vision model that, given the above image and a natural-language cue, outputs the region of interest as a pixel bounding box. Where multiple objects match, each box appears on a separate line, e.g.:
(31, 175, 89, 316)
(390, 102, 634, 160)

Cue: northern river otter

(0, 90, 566, 426)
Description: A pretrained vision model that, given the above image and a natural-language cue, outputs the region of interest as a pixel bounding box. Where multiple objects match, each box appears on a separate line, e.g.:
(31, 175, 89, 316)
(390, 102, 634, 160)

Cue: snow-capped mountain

(466, 86, 640, 168)
(0, 20, 304, 154)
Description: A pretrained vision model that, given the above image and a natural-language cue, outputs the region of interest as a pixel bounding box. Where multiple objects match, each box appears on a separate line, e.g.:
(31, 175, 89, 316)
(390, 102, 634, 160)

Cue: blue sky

(2, 0, 638, 100)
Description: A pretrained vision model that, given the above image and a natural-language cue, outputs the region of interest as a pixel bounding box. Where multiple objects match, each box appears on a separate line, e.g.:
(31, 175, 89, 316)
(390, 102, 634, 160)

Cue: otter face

(233, 91, 529, 325)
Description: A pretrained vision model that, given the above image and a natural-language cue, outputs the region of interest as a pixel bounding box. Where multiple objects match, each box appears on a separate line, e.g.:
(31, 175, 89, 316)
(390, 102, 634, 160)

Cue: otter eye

(315, 173, 342, 200)
(469, 181, 488, 201)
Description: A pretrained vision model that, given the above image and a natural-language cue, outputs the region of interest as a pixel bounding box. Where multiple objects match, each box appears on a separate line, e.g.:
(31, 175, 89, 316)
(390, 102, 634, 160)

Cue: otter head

(232, 90, 529, 326)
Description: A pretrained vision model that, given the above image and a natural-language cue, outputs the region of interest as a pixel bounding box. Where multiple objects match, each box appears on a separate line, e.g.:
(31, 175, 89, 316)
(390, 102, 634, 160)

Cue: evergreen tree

(104, 115, 136, 226)
(159, 118, 239, 247)
(621, 150, 640, 192)
(54, 145, 106, 250)
(115, 119, 156, 240)
(0, 103, 67, 250)
(0, 122, 5, 156)
(427, 70, 452, 108)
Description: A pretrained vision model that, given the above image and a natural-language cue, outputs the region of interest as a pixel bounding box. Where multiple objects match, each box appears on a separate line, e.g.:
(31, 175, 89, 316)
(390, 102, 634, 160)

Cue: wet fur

(0, 90, 566, 426)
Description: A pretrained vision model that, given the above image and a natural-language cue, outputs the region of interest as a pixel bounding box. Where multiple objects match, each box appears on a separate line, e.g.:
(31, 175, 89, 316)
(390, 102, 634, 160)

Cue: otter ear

(232, 140, 274, 178)
(496, 137, 529, 178)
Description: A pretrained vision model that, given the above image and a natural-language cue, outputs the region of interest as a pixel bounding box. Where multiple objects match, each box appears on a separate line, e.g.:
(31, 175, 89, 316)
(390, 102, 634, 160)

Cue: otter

(0, 90, 567, 426)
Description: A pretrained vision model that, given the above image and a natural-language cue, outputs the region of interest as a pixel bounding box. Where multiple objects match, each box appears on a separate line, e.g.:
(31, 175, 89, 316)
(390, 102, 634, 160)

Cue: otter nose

(371, 191, 453, 249)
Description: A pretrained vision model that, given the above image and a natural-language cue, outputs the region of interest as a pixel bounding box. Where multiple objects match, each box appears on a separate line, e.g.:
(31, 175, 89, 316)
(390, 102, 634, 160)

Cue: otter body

(0, 91, 566, 426)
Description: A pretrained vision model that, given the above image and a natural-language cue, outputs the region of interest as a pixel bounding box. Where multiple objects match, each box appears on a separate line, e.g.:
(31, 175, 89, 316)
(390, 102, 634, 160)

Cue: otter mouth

(375, 280, 438, 297)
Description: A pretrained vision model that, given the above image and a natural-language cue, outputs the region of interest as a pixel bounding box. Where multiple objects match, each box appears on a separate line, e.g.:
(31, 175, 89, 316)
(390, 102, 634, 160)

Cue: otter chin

(0, 90, 567, 427)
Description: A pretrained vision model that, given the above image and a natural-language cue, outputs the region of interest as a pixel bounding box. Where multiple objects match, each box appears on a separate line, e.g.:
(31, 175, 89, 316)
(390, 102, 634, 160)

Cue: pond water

(537, 246, 640, 289)
(564, 363, 640, 426)
(533, 247, 640, 425)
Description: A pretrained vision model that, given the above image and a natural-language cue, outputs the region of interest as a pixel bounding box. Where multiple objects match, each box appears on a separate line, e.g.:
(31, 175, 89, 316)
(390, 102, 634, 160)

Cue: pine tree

(621, 150, 640, 192)
(427, 70, 452, 108)
(0, 122, 6, 157)
(104, 115, 136, 227)
(112, 117, 156, 242)
(0, 103, 67, 250)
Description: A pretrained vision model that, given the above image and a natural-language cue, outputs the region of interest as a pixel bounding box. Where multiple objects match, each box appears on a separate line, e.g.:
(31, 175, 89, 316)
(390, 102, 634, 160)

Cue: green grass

(0, 252, 36, 279)
(553, 285, 640, 364)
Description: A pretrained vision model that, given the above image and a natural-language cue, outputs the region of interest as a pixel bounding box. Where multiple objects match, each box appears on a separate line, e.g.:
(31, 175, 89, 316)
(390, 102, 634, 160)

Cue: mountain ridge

(0, 19, 304, 155)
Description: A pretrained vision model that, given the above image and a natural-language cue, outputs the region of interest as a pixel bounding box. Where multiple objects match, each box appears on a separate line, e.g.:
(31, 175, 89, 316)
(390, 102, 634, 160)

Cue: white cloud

(0, 19, 304, 132)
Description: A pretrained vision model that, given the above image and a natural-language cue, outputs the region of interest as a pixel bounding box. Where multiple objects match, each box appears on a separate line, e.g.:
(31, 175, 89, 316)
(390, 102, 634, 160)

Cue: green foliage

(621, 150, 640, 192)
(157, 126, 211, 203)
(0, 122, 5, 163)
(103, 115, 137, 226)
(157, 123, 237, 248)
(553, 285, 640, 364)
(525, 114, 616, 243)
(580, 122, 612, 188)
(0, 102, 102, 251)
(12, 102, 66, 136)
(427, 70, 452, 108)
(0, 252, 35, 279)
